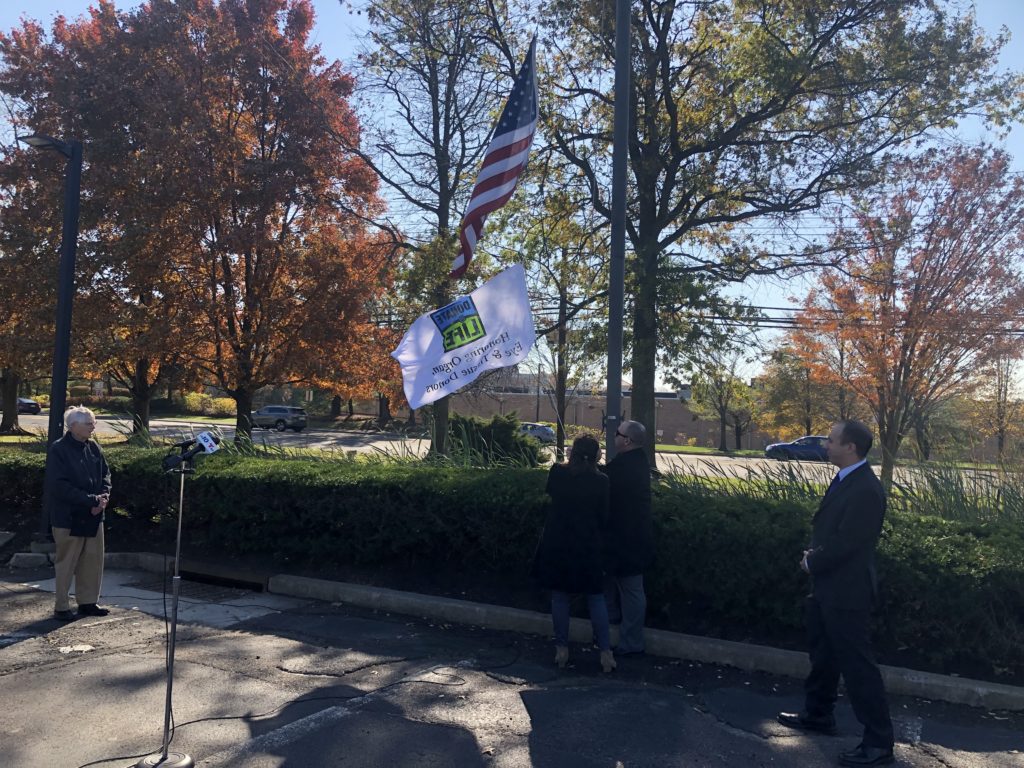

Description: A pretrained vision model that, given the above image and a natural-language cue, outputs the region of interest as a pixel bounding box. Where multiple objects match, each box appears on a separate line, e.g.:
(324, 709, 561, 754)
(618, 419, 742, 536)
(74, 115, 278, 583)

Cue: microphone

(169, 437, 198, 449)
(163, 432, 221, 471)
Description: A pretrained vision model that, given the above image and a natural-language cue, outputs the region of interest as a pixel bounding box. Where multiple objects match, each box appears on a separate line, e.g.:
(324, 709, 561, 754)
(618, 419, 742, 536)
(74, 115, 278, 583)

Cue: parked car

(764, 435, 829, 461)
(518, 422, 556, 444)
(17, 397, 42, 415)
(251, 405, 307, 432)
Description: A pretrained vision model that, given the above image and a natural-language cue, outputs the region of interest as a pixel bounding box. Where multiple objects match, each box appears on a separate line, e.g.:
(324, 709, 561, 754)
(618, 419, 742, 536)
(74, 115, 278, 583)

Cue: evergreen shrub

(2, 447, 1021, 679)
(448, 412, 544, 467)
(206, 397, 236, 416)
(182, 392, 210, 414)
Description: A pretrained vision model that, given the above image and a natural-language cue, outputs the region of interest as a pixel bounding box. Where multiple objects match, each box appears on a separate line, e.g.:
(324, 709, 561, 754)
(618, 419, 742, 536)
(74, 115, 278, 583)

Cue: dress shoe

(838, 744, 894, 766)
(777, 711, 838, 735)
(77, 603, 110, 617)
(53, 609, 76, 621)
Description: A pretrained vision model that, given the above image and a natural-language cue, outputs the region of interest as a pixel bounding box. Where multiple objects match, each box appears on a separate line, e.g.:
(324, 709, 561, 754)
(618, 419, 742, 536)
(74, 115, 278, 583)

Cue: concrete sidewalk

(3, 560, 1023, 768)
(12, 549, 1023, 712)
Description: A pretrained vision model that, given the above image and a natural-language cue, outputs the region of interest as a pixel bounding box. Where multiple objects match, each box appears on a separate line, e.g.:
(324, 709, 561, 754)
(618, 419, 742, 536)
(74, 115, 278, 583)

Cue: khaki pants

(52, 525, 105, 611)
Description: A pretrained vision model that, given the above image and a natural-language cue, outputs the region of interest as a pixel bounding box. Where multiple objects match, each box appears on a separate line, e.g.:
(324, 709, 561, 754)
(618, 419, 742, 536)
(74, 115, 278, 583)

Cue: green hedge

(3, 446, 1022, 680)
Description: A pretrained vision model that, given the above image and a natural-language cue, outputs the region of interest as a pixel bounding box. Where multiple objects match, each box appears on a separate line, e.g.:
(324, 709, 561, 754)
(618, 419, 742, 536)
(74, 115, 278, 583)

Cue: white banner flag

(392, 264, 536, 410)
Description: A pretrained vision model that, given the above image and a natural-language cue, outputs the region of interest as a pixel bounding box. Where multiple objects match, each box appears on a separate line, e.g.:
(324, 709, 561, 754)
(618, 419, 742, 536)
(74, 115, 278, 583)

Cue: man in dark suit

(603, 419, 654, 656)
(777, 420, 895, 767)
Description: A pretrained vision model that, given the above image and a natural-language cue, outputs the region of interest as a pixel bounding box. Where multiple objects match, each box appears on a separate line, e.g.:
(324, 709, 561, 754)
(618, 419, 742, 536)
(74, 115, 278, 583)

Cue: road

(13, 413, 833, 481)
(2, 563, 1021, 768)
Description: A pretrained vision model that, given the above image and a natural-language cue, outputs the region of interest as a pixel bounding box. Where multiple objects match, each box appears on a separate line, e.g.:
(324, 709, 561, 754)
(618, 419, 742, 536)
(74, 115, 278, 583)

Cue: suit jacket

(806, 462, 886, 611)
(603, 447, 654, 577)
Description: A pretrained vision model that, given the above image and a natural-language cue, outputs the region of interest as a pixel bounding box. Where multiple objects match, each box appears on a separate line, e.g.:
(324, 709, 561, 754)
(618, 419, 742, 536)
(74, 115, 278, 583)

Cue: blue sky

(2, 0, 1019, 172)
(2, 0, 1022, 335)
(0, 0, 365, 63)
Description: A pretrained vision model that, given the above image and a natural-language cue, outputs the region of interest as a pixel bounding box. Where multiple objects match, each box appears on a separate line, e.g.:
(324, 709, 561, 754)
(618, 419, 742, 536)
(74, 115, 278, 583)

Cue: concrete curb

(7, 552, 50, 568)
(266, 573, 1024, 712)
(23, 551, 1024, 711)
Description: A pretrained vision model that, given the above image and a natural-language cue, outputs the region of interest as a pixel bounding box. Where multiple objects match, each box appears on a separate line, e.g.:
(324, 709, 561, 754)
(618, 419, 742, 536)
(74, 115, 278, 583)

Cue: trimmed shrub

(205, 397, 236, 417)
(448, 412, 543, 467)
(182, 393, 211, 414)
(2, 447, 1021, 680)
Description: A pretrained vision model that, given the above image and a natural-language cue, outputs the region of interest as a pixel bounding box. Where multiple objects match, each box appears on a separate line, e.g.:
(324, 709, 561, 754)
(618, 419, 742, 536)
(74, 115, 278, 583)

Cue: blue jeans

(551, 591, 611, 651)
(605, 573, 647, 653)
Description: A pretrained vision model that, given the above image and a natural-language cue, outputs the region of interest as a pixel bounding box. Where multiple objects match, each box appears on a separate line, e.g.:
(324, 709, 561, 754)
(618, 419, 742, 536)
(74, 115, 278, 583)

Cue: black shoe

(838, 744, 894, 766)
(77, 603, 110, 617)
(777, 711, 838, 735)
(53, 610, 76, 622)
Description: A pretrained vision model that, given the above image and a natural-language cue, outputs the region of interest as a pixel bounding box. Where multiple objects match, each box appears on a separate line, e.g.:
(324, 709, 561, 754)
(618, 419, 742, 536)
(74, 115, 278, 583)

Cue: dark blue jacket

(47, 432, 111, 534)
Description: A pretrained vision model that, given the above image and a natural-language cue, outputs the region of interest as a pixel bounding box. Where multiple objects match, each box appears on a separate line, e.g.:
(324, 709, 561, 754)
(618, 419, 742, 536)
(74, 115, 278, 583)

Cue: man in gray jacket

(603, 419, 654, 656)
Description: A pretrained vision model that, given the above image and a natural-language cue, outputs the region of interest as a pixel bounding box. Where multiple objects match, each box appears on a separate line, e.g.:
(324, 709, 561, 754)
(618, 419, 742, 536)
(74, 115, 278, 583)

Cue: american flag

(451, 38, 538, 279)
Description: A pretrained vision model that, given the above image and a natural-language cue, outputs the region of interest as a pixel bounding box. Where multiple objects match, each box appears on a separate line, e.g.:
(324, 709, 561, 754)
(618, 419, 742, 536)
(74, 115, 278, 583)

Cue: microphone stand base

(134, 751, 195, 767)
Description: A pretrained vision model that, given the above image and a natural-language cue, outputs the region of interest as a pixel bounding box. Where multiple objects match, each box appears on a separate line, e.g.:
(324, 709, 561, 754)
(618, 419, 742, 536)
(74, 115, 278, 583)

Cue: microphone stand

(136, 448, 196, 768)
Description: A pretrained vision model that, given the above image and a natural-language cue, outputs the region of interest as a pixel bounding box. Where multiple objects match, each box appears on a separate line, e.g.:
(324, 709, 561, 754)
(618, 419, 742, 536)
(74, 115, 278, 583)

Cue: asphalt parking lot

(1, 562, 1021, 768)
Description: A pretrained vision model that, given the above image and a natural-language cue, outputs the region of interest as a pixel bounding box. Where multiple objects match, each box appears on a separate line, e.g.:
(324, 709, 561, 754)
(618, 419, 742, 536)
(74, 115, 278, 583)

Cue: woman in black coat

(533, 435, 615, 672)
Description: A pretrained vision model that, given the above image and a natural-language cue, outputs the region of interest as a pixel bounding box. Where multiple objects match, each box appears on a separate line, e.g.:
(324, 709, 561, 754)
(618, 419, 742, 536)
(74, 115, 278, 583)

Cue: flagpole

(606, 0, 630, 460)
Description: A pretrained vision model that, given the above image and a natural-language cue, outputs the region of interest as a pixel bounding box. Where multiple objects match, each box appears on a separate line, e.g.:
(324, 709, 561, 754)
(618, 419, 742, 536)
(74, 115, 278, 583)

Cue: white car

(518, 422, 556, 444)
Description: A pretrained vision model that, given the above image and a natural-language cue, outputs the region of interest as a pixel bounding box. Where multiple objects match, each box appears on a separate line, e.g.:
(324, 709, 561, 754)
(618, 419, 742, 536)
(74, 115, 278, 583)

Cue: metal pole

(39, 140, 83, 538)
(162, 467, 186, 757)
(606, 0, 630, 460)
(137, 464, 195, 768)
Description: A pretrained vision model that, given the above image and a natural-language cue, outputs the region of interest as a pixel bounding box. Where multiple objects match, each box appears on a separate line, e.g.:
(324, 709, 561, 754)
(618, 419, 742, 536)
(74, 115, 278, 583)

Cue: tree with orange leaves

(0, 145, 60, 433)
(1, 0, 391, 438)
(793, 146, 1024, 486)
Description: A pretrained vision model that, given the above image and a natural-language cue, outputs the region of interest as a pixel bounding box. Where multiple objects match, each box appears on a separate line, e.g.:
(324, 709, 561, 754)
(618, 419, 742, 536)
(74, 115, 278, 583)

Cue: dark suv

(251, 405, 307, 432)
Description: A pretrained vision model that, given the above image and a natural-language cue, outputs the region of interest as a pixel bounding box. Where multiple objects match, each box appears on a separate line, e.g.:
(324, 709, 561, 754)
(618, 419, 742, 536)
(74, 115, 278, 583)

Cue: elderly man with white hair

(48, 406, 112, 621)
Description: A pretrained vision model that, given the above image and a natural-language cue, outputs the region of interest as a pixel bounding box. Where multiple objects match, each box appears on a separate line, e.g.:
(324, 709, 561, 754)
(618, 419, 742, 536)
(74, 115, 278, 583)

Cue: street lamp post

(605, 0, 631, 460)
(17, 133, 83, 539)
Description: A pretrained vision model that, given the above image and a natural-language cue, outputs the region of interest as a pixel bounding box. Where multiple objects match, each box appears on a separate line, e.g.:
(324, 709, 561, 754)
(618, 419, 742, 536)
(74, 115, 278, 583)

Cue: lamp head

(16, 133, 72, 158)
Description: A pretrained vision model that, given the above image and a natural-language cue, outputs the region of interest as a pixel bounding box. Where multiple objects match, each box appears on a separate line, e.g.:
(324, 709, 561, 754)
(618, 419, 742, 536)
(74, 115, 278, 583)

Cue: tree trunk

(132, 394, 151, 437)
(330, 394, 342, 418)
(234, 388, 254, 441)
(348, 398, 355, 418)
(913, 415, 932, 461)
(429, 273, 452, 456)
(407, 407, 416, 428)
(630, 247, 659, 461)
(718, 411, 728, 452)
(0, 369, 21, 433)
(129, 358, 155, 434)
(378, 394, 392, 426)
(431, 396, 450, 457)
(734, 422, 743, 451)
(879, 430, 902, 490)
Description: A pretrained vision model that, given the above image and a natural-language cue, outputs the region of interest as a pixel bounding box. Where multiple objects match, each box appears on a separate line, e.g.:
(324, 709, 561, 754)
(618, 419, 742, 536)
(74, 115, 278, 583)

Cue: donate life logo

(431, 296, 487, 353)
